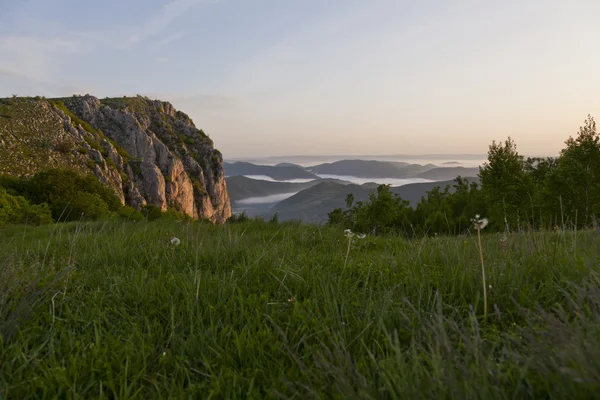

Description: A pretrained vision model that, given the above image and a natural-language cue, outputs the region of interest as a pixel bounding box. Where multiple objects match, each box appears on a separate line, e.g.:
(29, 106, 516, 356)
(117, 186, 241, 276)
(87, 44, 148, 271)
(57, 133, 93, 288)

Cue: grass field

(1, 220, 599, 399)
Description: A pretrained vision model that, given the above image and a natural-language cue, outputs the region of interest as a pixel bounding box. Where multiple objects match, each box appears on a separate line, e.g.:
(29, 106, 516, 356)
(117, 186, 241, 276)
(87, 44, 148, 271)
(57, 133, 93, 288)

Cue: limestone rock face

(0, 95, 231, 223)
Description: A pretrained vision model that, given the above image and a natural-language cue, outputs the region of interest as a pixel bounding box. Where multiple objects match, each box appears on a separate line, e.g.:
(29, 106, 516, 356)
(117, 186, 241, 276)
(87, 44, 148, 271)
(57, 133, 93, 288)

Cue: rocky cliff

(0, 95, 231, 223)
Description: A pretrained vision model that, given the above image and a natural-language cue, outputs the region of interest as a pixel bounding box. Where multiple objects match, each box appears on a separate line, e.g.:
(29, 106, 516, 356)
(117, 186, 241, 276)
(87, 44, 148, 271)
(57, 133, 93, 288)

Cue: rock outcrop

(0, 95, 231, 223)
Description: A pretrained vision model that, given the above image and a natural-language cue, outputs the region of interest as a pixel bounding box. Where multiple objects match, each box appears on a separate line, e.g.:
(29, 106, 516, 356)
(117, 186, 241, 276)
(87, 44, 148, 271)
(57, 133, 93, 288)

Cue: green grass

(1, 220, 599, 399)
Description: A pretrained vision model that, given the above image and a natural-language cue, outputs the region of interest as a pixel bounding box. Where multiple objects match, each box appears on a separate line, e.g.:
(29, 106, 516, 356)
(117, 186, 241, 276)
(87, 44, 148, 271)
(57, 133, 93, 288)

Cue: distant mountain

(226, 176, 350, 202)
(306, 160, 437, 178)
(223, 161, 318, 180)
(416, 167, 480, 180)
(270, 177, 479, 223)
(271, 181, 371, 222)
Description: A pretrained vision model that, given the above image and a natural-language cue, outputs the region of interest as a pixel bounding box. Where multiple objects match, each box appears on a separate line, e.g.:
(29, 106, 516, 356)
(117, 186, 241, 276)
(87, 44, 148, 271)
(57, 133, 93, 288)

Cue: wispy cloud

(119, 0, 207, 49)
(158, 32, 185, 47)
(0, 35, 83, 81)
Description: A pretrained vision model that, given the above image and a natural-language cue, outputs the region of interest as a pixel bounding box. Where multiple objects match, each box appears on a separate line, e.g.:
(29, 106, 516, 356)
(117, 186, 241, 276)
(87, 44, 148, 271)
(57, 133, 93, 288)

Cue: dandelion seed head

(344, 229, 354, 238)
(170, 236, 181, 246)
(472, 216, 488, 230)
(357, 233, 366, 239)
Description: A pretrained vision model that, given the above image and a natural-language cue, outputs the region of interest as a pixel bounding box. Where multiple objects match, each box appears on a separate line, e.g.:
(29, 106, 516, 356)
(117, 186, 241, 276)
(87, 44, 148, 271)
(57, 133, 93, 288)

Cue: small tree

(479, 137, 530, 232)
(549, 115, 600, 227)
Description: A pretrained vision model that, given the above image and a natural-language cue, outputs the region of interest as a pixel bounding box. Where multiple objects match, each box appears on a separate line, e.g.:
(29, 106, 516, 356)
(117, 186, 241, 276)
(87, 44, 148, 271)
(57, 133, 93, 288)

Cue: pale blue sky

(1, 0, 599, 158)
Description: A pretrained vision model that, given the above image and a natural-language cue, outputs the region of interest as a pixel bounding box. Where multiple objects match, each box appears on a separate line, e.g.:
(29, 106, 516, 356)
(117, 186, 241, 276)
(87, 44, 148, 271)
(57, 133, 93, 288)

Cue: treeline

(0, 169, 190, 227)
(328, 115, 600, 236)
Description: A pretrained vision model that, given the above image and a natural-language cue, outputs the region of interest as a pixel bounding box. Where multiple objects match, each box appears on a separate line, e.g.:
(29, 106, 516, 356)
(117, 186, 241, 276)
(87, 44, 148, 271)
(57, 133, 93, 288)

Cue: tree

(350, 185, 413, 235)
(479, 137, 530, 232)
(549, 115, 600, 227)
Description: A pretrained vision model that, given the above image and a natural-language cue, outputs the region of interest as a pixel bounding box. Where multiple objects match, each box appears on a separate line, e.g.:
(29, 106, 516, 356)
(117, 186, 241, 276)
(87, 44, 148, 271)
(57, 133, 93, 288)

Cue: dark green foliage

(25, 169, 122, 221)
(0, 175, 28, 196)
(331, 184, 414, 235)
(141, 205, 190, 222)
(549, 115, 600, 227)
(413, 177, 486, 235)
(0, 187, 53, 226)
(116, 206, 144, 221)
(479, 137, 531, 231)
(227, 212, 249, 223)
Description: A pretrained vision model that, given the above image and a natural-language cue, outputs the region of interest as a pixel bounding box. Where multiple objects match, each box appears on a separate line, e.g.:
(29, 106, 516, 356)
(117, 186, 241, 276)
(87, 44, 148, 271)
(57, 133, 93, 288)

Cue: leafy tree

(524, 157, 558, 228)
(479, 137, 530, 232)
(549, 115, 600, 227)
(350, 185, 413, 235)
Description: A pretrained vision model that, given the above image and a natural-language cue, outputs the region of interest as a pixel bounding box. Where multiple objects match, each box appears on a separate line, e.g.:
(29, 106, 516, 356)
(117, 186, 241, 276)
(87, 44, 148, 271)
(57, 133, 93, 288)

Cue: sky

(1, 0, 599, 159)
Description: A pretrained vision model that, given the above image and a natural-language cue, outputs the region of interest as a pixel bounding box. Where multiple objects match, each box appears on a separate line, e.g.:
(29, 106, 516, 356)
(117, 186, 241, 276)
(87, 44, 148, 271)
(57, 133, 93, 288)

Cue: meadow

(1, 219, 599, 399)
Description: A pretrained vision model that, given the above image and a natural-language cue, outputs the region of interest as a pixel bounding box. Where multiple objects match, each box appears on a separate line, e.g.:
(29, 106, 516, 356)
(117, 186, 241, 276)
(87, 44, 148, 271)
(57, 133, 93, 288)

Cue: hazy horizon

(2, 0, 599, 158)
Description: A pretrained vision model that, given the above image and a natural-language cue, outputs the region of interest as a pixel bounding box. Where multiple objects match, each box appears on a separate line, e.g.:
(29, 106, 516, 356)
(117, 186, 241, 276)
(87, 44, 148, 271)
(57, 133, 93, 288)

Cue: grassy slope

(1, 221, 599, 398)
(0, 98, 89, 177)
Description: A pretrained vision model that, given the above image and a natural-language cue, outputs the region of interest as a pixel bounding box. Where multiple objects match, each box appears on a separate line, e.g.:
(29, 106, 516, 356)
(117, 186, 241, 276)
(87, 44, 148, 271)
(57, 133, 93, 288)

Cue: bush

(0, 187, 53, 227)
(142, 204, 164, 221)
(227, 212, 249, 224)
(0, 174, 28, 196)
(26, 168, 122, 221)
(117, 206, 144, 221)
(55, 140, 75, 154)
(141, 205, 190, 221)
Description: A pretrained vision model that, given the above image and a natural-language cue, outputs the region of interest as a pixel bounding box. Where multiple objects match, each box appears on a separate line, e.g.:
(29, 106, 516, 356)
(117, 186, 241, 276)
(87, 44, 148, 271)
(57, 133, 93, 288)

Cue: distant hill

(416, 167, 480, 180)
(270, 177, 479, 222)
(224, 161, 318, 180)
(226, 176, 350, 202)
(306, 160, 437, 178)
(271, 181, 371, 222)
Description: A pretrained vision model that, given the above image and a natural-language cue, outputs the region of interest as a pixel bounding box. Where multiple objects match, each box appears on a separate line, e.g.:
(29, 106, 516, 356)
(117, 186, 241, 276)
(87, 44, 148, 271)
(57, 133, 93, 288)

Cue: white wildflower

(471, 216, 488, 230)
(344, 229, 354, 238)
(170, 236, 181, 246)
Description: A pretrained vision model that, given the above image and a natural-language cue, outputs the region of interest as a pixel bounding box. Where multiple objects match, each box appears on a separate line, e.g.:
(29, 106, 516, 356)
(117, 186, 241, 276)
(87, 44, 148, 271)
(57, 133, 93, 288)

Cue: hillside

(417, 166, 480, 180)
(224, 161, 318, 180)
(226, 175, 351, 202)
(0, 95, 231, 222)
(306, 159, 437, 178)
(268, 177, 479, 222)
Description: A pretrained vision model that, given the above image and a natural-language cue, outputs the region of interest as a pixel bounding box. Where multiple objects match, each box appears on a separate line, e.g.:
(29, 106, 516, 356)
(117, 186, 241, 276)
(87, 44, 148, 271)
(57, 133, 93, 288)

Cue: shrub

(65, 192, 111, 220)
(141, 205, 164, 221)
(0, 174, 28, 196)
(55, 140, 75, 154)
(0, 187, 53, 227)
(26, 168, 122, 221)
(117, 206, 144, 221)
(227, 212, 249, 224)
